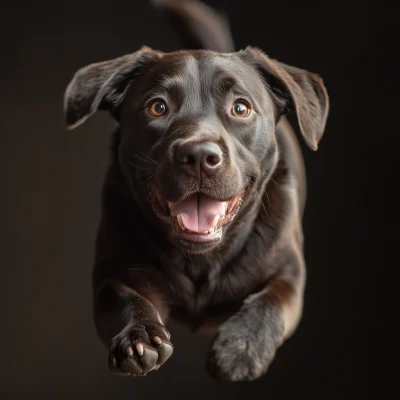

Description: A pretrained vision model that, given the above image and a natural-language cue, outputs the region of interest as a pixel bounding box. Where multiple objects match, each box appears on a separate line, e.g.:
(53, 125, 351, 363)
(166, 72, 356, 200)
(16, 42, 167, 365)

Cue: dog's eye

(231, 102, 250, 118)
(149, 100, 167, 117)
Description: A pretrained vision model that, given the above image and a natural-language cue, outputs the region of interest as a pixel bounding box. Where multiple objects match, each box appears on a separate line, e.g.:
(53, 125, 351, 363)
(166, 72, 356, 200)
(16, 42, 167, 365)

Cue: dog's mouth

(151, 190, 243, 244)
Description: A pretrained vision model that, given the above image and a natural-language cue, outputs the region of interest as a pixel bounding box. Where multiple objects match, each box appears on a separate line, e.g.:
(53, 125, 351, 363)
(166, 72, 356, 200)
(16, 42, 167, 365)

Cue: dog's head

(64, 46, 328, 254)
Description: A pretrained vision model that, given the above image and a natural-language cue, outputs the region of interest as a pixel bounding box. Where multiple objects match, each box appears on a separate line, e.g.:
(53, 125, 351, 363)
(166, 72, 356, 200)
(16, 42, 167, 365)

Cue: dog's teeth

(209, 227, 215, 234)
(211, 215, 220, 228)
(177, 215, 185, 231)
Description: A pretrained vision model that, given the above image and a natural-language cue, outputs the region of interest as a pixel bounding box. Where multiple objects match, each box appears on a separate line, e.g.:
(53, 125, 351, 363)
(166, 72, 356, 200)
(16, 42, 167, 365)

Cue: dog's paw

(206, 301, 284, 382)
(109, 320, 173, 376)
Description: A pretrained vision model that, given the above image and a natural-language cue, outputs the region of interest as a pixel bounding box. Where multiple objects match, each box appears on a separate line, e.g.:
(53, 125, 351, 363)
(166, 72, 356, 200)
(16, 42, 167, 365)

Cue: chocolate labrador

(63, 0, 329, 382)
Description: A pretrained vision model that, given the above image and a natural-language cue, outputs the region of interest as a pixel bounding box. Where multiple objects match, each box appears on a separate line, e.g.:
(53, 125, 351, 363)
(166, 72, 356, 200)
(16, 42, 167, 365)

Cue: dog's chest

(164, 257, 222, 312)
(164, 255, 249, 321)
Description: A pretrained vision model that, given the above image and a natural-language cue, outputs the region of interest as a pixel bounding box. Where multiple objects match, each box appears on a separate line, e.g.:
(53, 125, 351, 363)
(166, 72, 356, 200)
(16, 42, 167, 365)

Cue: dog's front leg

(94, 280, 173, 377)
(207, 271, 304, 382)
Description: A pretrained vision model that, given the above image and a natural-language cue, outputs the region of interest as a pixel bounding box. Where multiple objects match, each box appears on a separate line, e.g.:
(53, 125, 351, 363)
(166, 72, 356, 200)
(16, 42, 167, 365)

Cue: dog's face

(64, 47, 328, 254)
(118, 51, 278, 253)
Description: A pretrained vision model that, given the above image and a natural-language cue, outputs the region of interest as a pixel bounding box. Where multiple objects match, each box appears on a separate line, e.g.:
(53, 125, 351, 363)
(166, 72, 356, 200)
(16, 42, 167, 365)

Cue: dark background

(0, 0, 392, 399)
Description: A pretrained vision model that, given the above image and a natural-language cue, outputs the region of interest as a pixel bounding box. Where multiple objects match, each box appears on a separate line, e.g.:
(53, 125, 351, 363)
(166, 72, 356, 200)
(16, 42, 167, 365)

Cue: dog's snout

(175, 141, 223, 177)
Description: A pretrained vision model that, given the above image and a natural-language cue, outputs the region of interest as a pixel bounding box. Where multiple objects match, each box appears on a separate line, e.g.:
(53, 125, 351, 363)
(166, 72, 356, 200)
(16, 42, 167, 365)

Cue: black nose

(175, 141, 223, 178)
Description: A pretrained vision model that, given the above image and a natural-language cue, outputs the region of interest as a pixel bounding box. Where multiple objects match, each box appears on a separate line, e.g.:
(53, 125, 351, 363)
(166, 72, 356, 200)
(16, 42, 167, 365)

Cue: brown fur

(63, 0, 329, 382)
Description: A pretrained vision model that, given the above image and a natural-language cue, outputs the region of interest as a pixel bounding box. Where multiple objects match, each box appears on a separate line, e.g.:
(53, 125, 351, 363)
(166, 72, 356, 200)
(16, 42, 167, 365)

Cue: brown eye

(231, 102, 250, 118)
(149, 100, 167, 117)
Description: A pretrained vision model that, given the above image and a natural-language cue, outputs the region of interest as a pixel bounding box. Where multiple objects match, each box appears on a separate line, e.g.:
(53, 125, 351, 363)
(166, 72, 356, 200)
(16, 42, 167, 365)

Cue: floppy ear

(240, 47, 329, 150)
(63, 46, 161, 130)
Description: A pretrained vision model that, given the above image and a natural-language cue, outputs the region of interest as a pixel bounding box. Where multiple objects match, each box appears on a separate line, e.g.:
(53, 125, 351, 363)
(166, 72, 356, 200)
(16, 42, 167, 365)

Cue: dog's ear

(63, 46, 161, 130)
(240, 47, 329, 150)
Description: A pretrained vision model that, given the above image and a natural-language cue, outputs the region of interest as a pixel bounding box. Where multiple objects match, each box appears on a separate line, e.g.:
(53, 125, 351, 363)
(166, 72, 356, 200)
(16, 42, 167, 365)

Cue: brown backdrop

(0, 1, 389, 399)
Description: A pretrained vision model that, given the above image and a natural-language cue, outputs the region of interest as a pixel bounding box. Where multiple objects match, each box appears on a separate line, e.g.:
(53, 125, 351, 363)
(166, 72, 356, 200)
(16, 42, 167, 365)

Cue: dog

(63, 0, 329, 382)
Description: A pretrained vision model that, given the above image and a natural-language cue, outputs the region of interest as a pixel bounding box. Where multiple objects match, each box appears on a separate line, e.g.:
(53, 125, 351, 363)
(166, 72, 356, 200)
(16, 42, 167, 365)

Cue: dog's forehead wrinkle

(159, 74, 183, 90)
(172, 55, 202, 112)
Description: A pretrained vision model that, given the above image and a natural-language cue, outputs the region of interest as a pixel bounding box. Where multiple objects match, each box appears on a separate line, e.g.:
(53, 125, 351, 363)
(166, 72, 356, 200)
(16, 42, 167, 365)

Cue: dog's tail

(151, 0, 235, 52)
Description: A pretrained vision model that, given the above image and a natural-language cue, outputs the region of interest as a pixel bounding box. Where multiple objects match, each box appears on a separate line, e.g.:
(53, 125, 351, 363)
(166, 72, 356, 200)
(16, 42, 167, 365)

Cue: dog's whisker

(128, 160, 149, 171)
(141, 153, 159, 165)
(252, 190, 268, 217)
(134, 153, 158, 165)
(264, 190, 271, 214)
(144, 174, 155, 184)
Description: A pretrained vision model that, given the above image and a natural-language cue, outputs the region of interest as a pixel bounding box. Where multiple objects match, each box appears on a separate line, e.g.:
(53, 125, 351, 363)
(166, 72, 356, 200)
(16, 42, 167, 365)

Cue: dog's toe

(121, 357, 143, 375)
(140, 348, 159, 373)
(157, 343, 174, 364)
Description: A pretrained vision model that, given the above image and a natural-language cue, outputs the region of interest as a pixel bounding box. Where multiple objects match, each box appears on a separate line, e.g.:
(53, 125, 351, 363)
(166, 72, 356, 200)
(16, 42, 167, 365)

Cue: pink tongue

(170, 194, 226, 233)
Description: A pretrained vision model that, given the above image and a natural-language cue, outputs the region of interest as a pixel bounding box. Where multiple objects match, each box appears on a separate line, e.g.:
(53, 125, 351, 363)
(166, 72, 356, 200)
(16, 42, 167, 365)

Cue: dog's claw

(153, 336, 162, 345)
(162, 328, 171, 340)
(136, 343, 144, 356)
